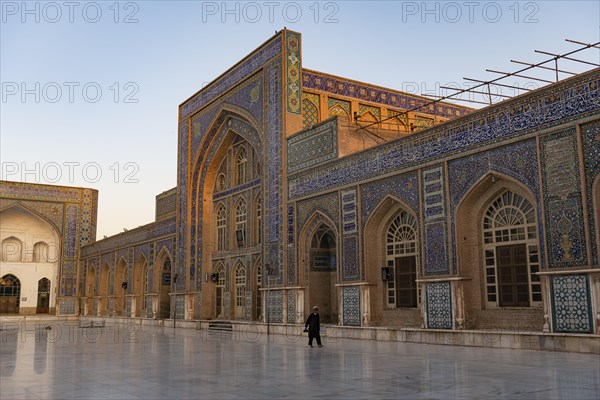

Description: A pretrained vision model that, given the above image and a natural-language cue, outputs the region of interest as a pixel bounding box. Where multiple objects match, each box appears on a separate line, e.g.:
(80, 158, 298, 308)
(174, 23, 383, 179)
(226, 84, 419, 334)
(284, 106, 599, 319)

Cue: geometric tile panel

(266, 290, 283, 323)
(59, 298, 77, 315)
(287, 291, 296, 324)
(425, 282, 453, 329)
(146, 297, 153, 318)
(551, 275, 593, 333)
(342, 286, 361, 326)
(108, 298, 114, 316)
(126, 297, 132, 317)
(175, 295, 185, 320)
(287, 118, 338, 174)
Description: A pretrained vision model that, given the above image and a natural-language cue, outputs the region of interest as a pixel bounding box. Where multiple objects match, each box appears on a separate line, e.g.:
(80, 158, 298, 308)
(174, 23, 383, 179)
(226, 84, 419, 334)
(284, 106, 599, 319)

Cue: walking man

(305, 306, 323, 348)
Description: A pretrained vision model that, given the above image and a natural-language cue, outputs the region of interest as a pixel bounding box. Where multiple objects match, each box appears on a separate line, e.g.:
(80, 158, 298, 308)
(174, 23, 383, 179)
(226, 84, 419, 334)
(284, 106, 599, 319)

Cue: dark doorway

(36, 278, 51, 314)
(393, 256, 417, 308)
(497, 244, 529, 307)
(160, 258, 172, 318)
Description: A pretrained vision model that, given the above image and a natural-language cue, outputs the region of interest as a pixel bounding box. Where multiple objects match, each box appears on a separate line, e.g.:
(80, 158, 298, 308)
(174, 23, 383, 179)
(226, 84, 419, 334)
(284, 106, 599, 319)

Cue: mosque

(1, 30, 599, 346)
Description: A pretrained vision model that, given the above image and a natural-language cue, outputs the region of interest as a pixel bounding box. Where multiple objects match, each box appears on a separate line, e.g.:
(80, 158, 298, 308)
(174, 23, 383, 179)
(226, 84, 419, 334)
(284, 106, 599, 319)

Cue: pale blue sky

(1, 0, 599, 237)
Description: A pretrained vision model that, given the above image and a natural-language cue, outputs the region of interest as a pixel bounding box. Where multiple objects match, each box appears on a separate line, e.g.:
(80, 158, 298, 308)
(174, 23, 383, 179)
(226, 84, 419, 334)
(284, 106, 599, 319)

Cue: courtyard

(1, 321, 599, 399)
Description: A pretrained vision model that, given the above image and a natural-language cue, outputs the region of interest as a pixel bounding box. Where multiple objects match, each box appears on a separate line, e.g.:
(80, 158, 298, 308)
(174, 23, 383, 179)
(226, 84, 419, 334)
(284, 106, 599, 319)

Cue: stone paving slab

(1, 322, 599, 399)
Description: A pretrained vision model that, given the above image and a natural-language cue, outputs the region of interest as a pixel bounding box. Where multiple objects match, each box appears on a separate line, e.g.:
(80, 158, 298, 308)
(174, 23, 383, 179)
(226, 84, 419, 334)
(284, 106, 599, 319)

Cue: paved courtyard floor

(1, 321, 599, 399)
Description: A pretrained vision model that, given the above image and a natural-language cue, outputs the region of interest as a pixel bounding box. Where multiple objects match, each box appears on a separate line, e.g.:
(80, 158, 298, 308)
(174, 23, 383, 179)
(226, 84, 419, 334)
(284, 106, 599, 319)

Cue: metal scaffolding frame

(355, 39, 599, 135)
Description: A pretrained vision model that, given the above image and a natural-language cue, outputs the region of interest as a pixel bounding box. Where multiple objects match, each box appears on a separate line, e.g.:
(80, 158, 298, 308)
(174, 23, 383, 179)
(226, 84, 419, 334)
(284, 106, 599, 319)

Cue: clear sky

(1, 0, 599, 238)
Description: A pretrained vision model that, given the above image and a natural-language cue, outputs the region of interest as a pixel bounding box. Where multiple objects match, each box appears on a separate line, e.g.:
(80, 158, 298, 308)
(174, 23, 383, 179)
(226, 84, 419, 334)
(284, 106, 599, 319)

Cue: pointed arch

(33, 241, 49, 263)
(1, 236, 23, 262)
(214, 260, 226, 318)
(215, 202, 227, 251)
(235, 145, 248, 186)
(233, 260, 247, 319)
(133, 252, 148, 317)
(114, 256, 128, 317)
(36, 277, 51, 314)
(191, 112, 261, 191)
(99, 262, 110, 316)
(255, 192, 262, 245)
(0, 203, 61, 238)
(299, 210, 338, 285)
(235, 197, 247, 247)
(454, 171, 543, 330)
(363, 195, 420, 326)
(0, 274, 21, 314)
(360, 111, 379, 124)
(86, 264, 97, 316)
(254, 256, 262, 320)
(298, 210, 339, 323)
(155, 247, 172, 319)
(191, 111, 263, 321)
(329, 104, 351, 126)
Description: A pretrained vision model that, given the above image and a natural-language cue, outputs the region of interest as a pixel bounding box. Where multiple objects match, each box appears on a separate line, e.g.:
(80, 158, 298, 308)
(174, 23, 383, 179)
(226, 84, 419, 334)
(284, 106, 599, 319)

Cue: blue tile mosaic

(540, 129, 587, 268)
(426, 282, 453, 329)
(341, 188, 357, 235)
(302, 70, 470, 119)
(287, 118, 337, 174)
(448, 139, 542, 274)
(551, 275, 593, 333)
(297, 192, 339, 235)
(266, 290, 283, 323)
(180, 35, 281, 118)
(342, 286, 361, 326)
(582, 120, 600, 267)
(424, 222, 449, 275)
(289, 73, 599, 200)
(360, 172, 419, 226)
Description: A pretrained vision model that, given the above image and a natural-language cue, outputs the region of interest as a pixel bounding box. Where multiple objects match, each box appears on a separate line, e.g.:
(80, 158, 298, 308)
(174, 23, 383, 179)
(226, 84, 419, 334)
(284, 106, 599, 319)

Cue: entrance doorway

(0, 274, 21, 314)
(36, 278, 51, 314)
(159, 257, 172, 319)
